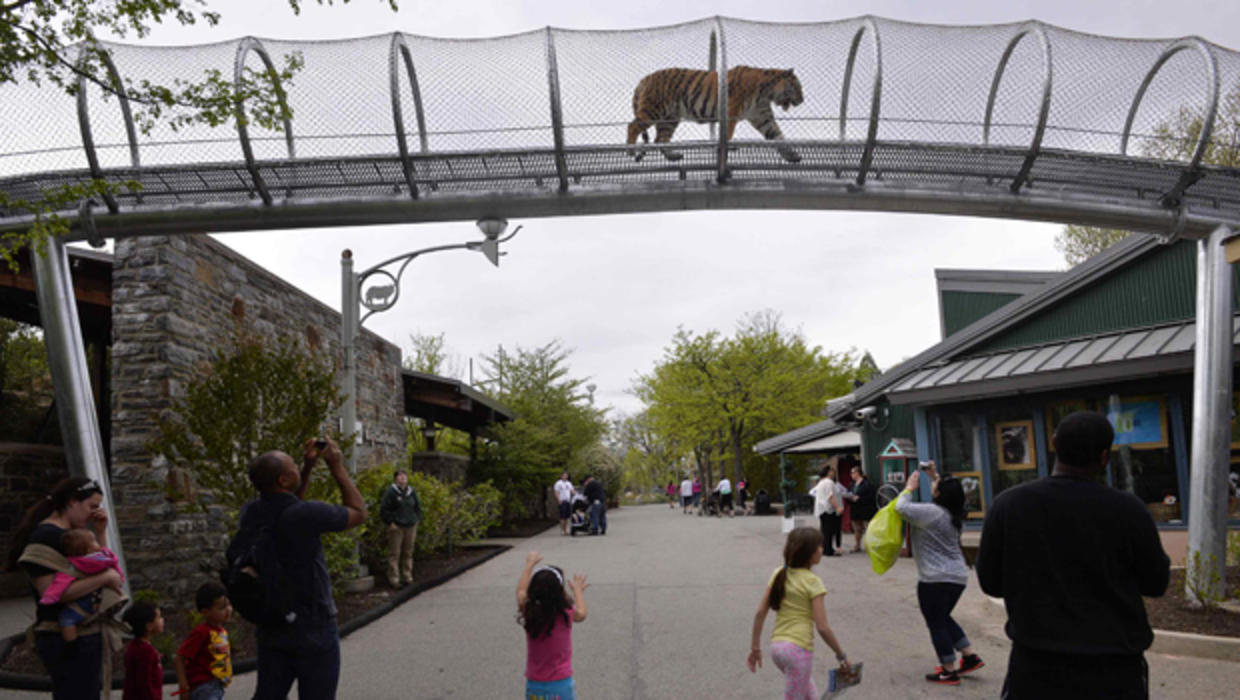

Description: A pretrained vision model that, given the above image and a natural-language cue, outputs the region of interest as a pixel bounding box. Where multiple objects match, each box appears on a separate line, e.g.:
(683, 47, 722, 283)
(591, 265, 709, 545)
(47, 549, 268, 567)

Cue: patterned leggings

(770, 641, 818, 700)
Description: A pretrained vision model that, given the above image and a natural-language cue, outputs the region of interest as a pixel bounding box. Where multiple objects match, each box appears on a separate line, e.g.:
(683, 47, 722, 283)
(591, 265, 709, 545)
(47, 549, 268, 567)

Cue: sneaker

(957, 654, 984, 675)
(925, 667, 960, 685)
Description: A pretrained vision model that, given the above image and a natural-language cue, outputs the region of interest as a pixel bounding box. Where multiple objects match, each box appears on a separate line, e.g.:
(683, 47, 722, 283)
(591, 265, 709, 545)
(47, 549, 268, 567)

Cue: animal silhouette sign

(361, 273, 398, 312)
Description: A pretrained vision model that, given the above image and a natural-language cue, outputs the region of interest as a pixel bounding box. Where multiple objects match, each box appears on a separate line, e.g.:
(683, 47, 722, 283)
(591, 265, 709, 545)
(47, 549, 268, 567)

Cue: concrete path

(4, 504, 1238, 698)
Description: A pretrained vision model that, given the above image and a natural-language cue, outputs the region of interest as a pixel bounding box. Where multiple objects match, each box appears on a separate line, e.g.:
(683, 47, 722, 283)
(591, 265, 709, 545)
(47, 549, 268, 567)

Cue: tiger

(626, 65, 804, 163)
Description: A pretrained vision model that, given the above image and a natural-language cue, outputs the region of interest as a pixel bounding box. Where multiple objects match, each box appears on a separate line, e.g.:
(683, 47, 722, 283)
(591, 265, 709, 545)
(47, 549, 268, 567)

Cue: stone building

(3, 235, 407, 599)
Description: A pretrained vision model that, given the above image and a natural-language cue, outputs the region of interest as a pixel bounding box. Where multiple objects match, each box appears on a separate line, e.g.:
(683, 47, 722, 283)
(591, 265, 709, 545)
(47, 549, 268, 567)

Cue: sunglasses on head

(74, 480, 102, 497)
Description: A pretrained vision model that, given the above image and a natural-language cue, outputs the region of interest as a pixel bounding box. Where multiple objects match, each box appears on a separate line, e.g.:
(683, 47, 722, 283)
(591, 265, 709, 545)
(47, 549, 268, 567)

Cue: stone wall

(0, 443, 68, 571)
(409, 452, 469, 483)
(109, 234, 406, 598)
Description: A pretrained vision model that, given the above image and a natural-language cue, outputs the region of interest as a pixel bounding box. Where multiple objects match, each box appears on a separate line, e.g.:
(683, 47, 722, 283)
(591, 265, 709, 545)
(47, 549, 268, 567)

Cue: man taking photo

(231, 436, 367, 700)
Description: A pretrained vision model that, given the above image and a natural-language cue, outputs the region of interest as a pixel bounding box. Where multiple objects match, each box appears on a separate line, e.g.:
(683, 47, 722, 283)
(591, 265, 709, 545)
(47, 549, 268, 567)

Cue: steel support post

(340, 250, 359, 473)
(32, 237, 128, 589)
(1186, 224, 1232, 603)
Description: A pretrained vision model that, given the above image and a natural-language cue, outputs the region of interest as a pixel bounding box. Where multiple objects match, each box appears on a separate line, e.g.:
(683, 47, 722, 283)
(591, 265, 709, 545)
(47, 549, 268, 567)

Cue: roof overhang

(888, 317, 1240, 406)
(401, 369, 514, 434)
(754, 418, 857, 455)
(783, 431, 862, 453)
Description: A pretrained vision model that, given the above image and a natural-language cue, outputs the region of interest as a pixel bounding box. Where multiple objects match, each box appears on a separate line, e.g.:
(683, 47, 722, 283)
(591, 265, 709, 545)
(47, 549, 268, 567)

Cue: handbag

(862, 500, 904, 575)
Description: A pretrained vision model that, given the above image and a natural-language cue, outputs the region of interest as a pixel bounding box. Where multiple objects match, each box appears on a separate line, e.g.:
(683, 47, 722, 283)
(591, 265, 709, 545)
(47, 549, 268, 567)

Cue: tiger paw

(778, 148, 801, 163)
(661, 149, 684, 162)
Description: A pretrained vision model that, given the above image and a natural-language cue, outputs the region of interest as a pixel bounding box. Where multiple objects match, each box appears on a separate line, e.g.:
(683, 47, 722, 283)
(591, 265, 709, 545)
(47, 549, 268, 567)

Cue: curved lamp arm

(357, 225, 521, 326)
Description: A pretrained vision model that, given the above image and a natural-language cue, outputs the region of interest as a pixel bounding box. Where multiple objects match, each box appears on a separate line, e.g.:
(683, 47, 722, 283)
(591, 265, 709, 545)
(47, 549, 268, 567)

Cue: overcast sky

(113, 0, 1240, 417)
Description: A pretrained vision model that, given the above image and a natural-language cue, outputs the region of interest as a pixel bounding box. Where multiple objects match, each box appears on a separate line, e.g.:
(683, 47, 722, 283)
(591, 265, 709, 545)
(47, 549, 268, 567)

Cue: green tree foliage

(403, 331, 470, 457)
(148, 324, 350, 514)
(0, 0, 397, 270)
(0, 319, 54, 440)
(1053, 81, 1240, 267)
(636, 311, 862, 494)
(614, 409, 678, 495)
(470, 341, 607, 520)
(1054, 225, 1135, 267)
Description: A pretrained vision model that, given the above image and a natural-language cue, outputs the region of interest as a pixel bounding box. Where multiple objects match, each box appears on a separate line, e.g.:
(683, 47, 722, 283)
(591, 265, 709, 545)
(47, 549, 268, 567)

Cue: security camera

(854, 406, 877, 421)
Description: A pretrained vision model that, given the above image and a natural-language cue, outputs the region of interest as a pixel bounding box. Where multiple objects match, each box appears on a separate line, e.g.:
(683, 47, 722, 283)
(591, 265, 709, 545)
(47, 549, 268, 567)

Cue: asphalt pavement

(3, 504, 1238, 698)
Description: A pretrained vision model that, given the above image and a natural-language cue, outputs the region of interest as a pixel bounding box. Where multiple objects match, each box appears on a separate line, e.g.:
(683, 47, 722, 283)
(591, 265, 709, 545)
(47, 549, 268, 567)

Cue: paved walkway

(4, 505, 1239, 698)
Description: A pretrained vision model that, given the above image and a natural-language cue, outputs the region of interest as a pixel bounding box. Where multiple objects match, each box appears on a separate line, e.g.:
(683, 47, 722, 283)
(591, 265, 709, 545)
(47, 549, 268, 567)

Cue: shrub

(358, 468, 501, 570)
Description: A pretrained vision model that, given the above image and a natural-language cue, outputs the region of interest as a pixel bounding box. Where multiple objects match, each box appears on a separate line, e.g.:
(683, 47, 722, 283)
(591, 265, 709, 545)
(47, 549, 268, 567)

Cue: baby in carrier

(38, 528, 125, 649)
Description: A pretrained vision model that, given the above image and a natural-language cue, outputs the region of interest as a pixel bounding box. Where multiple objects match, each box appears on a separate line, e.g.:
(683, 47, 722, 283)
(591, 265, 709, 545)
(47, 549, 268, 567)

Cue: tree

(149, 323, 349, 514)
(1053, 80, 1240, 266)
(469, 341, 607, 520)
(402, 331, 470, 456)
(614, 409, 678, 495)
(404, 331, 463, 378)
(636, 310, 862, 495)
(0, 0, 398, 270)
(1054, 226, 1135, 267)
(0, 319, 54, 440)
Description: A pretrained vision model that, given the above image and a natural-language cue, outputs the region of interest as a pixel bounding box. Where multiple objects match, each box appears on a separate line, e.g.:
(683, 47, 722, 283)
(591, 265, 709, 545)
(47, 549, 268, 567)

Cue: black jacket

(849, 478, 878, 521)
(976, 474, 1170, 656)
(583, 479, 605, 504)
(380, 484, 423, 527)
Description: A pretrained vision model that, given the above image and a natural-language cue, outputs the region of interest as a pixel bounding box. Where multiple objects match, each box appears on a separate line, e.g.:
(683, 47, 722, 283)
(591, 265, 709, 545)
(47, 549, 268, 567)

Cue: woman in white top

(715, 477, 734, 518)
(812, 465, 844, 556)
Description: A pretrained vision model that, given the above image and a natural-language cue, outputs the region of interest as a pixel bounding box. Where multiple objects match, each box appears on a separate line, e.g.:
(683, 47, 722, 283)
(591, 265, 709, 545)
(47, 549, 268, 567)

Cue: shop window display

(937, 413, 985, 517)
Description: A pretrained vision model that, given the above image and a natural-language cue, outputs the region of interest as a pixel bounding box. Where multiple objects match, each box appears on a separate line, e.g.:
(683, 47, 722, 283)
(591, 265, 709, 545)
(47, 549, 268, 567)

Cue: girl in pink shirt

(516, 551, 588, 700)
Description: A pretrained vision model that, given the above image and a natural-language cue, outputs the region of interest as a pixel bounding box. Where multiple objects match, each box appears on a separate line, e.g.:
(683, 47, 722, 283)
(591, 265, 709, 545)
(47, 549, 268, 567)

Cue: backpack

(222, 499, 298, 626)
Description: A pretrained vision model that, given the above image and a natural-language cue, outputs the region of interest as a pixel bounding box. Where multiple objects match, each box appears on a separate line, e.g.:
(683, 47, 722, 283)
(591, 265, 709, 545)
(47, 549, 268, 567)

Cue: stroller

(702, 490, 722, 517)
(568, 495, 591, 536)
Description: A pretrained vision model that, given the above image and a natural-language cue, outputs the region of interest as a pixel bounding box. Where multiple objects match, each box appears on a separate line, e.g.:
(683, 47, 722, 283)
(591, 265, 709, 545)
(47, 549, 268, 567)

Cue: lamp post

(340, 217, 520, 472)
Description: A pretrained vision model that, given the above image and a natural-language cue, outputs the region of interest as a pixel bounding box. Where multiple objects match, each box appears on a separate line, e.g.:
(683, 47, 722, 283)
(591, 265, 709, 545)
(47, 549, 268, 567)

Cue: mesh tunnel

(2, 15, 1239, 235)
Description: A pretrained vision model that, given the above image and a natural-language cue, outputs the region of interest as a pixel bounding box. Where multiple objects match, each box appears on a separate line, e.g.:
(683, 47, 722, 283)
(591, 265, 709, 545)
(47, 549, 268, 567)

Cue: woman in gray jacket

(895, 462, 984, 686)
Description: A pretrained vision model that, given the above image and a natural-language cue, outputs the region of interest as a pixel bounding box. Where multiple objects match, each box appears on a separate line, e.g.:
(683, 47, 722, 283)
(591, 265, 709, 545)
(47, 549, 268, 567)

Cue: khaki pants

(386, 524, 417, 585)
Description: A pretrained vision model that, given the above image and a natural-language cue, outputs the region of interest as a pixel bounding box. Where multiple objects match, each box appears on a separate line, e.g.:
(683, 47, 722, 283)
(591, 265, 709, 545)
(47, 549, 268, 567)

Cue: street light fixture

(340, 218, 521, 472)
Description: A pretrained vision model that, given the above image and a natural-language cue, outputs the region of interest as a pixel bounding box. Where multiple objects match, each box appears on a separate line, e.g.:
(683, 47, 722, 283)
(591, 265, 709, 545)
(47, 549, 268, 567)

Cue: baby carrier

(19, 543, 129, 696)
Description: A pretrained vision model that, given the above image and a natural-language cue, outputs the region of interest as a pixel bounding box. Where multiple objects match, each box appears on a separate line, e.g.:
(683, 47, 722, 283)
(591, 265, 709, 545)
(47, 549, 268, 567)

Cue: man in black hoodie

(976, 411, 1170, 699)
(583, 475, 606, 536)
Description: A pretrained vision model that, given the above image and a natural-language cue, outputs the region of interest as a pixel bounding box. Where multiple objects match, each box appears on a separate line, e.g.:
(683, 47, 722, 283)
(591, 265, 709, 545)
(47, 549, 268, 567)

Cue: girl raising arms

(517, 551, 588, 700)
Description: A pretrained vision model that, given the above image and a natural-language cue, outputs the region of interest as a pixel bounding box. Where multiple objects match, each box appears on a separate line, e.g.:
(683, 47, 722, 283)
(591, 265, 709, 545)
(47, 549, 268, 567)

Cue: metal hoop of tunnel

(233, 37, 296, 206)
(75, 45, 141, 222)
(840, 17, 883, 186)
(1121, 37, 1220, 208)
(983, 22, 1053, 194)
(389, 33, 430, 199)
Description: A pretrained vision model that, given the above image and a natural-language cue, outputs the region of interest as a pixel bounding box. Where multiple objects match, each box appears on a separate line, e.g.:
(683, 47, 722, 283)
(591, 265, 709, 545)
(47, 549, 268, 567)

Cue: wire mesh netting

(3, 15, 1240, 225)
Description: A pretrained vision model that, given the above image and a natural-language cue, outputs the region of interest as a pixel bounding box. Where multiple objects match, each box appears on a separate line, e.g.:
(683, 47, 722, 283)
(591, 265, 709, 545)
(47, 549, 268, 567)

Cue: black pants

(34, 631, 102, 700)
(1001, 645, 1148, 700)
(818, 512, 841, 553)
(916, 581, 969, 664)
(255, 618, 342, 700)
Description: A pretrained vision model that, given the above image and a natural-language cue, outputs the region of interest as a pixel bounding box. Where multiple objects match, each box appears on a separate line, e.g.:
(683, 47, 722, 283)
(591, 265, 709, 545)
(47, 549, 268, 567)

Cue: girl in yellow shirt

(746, 527, 851, 699)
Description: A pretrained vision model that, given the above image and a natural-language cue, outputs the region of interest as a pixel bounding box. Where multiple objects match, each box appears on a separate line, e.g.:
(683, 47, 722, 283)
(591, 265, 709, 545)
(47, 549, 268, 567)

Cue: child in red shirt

(122, 601, 165, 700)
(174, 582, 233, 700)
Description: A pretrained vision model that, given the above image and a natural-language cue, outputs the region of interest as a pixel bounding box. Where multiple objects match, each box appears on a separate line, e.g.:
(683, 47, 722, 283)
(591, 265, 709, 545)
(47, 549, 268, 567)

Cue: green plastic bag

(863, 499, 904, 575)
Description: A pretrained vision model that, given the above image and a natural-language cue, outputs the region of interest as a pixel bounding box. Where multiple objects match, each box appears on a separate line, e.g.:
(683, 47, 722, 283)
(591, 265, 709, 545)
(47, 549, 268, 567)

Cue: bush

(358, 468, 502, 571)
